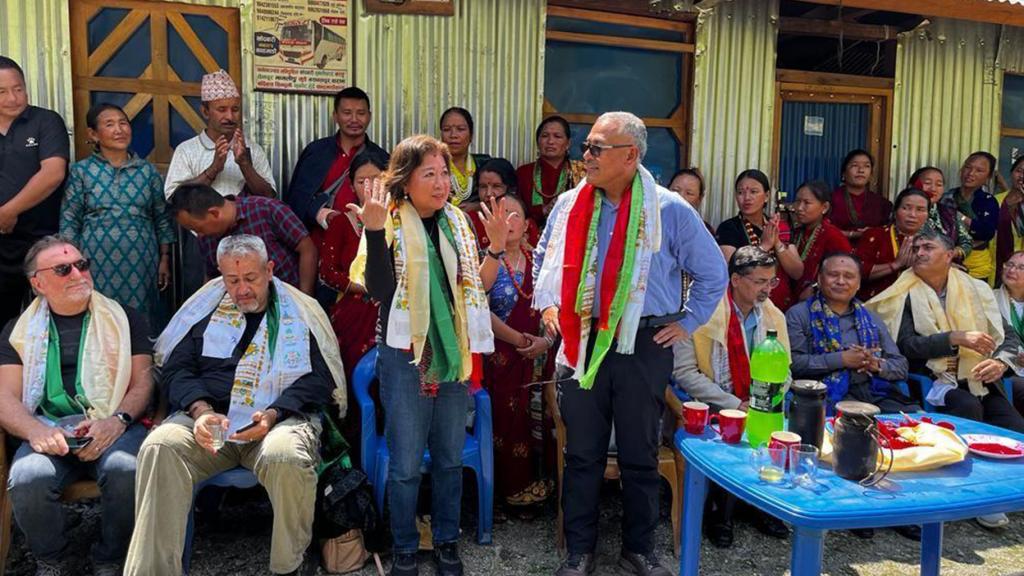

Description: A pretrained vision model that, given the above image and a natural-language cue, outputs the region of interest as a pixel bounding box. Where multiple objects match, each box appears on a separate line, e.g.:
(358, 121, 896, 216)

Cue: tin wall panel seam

(2, 0, 74, 152)
(13, 0, 544, 194)
(690, 0, 779, 226)
(891, 18, 1003, 194)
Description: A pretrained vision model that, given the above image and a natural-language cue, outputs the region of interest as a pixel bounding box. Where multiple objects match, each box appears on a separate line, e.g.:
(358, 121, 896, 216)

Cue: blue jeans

(377, 344, 468, 554)
(7, 423, 146, 563)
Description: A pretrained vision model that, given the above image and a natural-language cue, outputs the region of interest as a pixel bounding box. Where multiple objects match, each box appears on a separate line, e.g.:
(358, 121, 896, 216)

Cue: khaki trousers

(123, 412, 321, 575)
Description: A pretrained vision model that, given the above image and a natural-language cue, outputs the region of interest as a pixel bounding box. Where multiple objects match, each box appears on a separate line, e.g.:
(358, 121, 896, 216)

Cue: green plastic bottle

(747, 330, 790, 447)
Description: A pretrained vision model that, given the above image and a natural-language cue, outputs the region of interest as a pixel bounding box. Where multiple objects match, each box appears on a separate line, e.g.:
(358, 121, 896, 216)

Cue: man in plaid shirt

(168, 183, 317, 294)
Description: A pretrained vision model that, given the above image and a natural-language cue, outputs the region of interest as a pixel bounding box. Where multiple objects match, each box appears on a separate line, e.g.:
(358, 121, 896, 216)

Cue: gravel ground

(6, 482, 1024, 576)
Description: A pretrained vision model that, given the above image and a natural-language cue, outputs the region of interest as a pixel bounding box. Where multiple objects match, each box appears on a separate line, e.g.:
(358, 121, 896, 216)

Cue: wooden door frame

(68, 0, 241, 170)
(771, 69, 894, 198)
(542, 5, 695, 168)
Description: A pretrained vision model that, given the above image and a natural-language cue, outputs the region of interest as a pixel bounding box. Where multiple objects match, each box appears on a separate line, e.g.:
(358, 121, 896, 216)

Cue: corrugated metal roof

(690, 0, 779, 226)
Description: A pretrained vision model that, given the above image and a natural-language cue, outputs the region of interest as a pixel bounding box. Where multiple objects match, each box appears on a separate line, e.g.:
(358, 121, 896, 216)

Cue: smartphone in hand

(66, 436, 94, 450)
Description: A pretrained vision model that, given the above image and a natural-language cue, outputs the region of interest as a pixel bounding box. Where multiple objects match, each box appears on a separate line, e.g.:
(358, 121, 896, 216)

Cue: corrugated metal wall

(2, 0, 544, 193)
(354, 0, 545, 167)
(777, 101, 870, 198)
(690, 0, 779, 226)
(0, 0, 73, 149)
(890, 18, 1003, 192)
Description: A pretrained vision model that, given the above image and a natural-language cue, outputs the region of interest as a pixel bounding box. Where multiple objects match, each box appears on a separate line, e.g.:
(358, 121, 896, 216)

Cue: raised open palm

(348, 178, 389, 231)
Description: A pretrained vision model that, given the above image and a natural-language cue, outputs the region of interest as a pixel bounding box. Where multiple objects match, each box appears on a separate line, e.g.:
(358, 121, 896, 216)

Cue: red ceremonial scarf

(725, 290, 752, 401)
(560, 183, 633, 368)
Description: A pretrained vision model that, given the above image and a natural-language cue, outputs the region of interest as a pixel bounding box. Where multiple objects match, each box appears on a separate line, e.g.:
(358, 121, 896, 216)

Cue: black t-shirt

(715, 215, 756, 249)
(0, 304, 152, 400)
(0, 105, 70, 257)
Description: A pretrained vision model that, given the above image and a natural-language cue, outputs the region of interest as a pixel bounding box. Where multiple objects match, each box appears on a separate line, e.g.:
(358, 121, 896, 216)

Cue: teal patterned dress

(60, 152, 176, 322)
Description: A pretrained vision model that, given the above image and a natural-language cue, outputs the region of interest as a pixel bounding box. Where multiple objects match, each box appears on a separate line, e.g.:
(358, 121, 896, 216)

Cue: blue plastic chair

(352, 347, 494, 545)
(909, 373, 1014, 412)
(182, 467, 259, 575)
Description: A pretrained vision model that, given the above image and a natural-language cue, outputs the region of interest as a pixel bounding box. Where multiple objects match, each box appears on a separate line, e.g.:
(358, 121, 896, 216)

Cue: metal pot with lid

(832, 401, 892, 485)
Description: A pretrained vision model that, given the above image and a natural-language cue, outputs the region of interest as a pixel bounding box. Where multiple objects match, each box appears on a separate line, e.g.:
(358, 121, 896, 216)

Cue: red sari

(829, 186, 893, 245)
(516, 158, 584, 227)
(792, 220, 852, 297)
(855, 225, 907, 300)
(483, 264, 555, 502)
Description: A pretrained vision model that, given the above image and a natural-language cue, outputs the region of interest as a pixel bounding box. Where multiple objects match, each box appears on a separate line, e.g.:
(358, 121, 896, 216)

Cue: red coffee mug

(683, 401, 710, 435)
(711, 409, 747, 444)
(769, 431, 801, 469)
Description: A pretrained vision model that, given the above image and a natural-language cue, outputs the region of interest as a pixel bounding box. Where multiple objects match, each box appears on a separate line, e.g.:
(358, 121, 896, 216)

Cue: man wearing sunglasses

(534, 112, 727, 576)
(0, 235, 154, 576)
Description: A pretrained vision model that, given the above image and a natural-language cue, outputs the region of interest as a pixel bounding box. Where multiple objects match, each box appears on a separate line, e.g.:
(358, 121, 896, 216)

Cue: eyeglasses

(579, 141, 633, 158)
(741, 275, 780, 289)
(1005, 262, 1024, 272)
(34, 258, 91, 277)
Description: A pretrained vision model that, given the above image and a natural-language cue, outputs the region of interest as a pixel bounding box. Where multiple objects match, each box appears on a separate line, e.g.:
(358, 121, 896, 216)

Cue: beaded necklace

(793, 222, 822, 260)
(502, 250, 532, 300)
(741, 214, 763, 246)
(532, 159, 569, 208)
(450, 155, 476, 205)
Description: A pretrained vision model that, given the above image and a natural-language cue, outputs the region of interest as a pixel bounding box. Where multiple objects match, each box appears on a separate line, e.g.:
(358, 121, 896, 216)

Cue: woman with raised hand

(349, 135, 494, 576)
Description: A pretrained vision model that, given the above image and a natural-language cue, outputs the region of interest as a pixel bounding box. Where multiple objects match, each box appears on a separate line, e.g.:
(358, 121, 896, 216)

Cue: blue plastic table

(675, 414, 1024, 576)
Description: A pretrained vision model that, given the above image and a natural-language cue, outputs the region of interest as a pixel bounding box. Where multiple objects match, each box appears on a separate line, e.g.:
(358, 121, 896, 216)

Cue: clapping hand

(347, 178, 389, 231)
(759, 213, 781, 252)
(894, 235, 916, 269)
(479, 196, 512, 251)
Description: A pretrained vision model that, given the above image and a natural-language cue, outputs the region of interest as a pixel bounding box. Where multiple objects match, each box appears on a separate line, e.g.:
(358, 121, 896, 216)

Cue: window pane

(546, 16, 687, 43)
(545, 41, 681, 118)
(1003, 74, 1024, 131)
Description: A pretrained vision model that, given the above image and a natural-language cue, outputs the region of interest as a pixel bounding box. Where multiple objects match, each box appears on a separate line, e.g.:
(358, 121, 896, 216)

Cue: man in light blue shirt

(532, 111, 726, 576)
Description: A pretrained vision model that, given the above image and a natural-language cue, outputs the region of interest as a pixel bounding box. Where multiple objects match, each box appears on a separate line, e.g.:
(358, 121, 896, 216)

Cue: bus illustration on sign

(279, 19, 346, 69)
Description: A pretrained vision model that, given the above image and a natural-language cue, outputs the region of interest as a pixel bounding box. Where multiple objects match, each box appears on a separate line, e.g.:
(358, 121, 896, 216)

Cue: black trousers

(558, 326, 673, 555)
(0, 234, 33, 327)
(939, 381, 1024, 433)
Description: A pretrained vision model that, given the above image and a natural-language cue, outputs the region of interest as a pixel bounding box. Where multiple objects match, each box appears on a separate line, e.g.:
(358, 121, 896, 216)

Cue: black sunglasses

(579, 141, 633, 158)
(35, 258, 91, 277)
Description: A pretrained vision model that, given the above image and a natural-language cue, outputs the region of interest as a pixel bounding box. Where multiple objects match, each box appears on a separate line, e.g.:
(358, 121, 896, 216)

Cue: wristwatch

(114, 411, 133, 427)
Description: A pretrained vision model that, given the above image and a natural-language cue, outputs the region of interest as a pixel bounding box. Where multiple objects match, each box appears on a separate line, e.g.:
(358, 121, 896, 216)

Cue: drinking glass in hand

(789, 444, 819, 488)
(209, 421, 225, 451)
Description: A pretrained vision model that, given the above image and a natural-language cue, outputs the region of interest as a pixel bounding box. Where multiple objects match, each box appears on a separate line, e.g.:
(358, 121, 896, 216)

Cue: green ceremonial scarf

(423, 215, 462, 384)
(40, 313, 91, 419)
(573, 173, 643, 390)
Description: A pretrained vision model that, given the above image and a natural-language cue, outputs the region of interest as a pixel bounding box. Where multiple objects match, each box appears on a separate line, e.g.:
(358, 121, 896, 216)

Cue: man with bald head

(534, 112, 727, 575)
(125, 235, 345, 576)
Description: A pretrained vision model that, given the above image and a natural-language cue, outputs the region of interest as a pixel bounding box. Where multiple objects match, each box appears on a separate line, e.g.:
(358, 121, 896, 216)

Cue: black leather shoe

(850, 528, 875, 539)
(388, 552, 419, 576)
(555, 553, 595, 576)
(706, 520, 735, 548)
(432, 542, 463, 576)
(618, 550, 671, 576)
(894, 524, 922, 541)
(751, 512, 790, 539)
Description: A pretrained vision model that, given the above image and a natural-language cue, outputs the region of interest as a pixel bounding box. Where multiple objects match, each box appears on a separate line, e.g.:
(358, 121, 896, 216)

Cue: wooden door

(68, 0, 241, 172)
